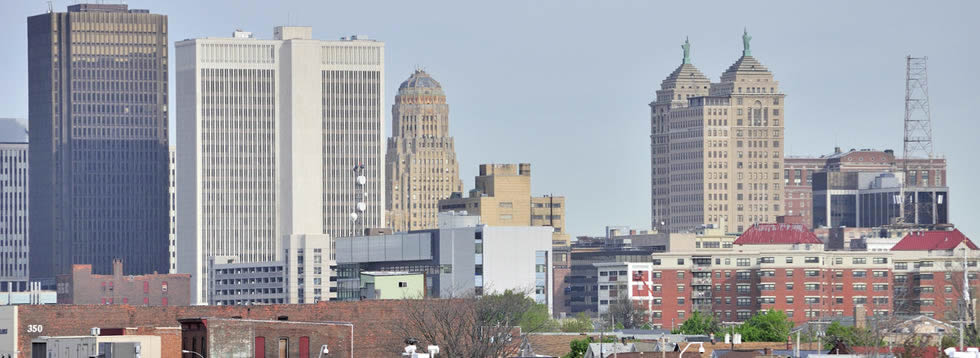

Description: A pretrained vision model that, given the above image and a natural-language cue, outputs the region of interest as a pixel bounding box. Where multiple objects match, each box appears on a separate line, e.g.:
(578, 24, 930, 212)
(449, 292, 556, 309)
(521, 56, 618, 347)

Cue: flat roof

(360, 271, 420, 277)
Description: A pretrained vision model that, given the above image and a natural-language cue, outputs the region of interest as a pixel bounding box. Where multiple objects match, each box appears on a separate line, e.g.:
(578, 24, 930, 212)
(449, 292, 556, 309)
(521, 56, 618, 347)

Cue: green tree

(673, 311, 721, 335)
(560, 313, 594, 333)
(563, 338, 590, 358)
(737, 310, 793, 342)
(562, 337, 616, 358)
(519, 303, 558, 332)
(822, 321, 877, 350)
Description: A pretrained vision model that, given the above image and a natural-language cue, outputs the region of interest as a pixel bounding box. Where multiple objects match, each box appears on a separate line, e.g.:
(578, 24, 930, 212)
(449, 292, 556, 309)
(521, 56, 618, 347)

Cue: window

(854, 283, 867, 291)
(737, 298, 751, 307)
(805, 283, 820, 291)
(737, 258, 751, 267)
(677, 297, 685, 305)
(677, 272, 685, 279)
(895, 262, 908, 270)
(804, 257, 819, 264)
(786, 257, 793, 264)
(786, 283, 794, 290)
(398, 282, 408, 288)
(786, 296, 794, 304)
(499, 202, 513, 208)
(852, 258, 866, 264)
(805, 297, 820, 304)
(873, 257, 888, 264)
(852, 271, 867, 278)
(677, 258, 685, 265)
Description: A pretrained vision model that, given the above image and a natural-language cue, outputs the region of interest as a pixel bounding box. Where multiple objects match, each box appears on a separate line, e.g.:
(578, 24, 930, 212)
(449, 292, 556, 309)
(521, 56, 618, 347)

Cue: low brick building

(57, 259, 190, 306)
(180, 317, 349, 358)
(0, 300, 420, 357)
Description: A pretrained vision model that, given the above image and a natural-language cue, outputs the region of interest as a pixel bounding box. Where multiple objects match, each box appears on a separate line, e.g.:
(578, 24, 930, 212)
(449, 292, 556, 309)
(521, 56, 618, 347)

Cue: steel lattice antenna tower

(903, 56, 934, 168)
(901, 56, 934, 225)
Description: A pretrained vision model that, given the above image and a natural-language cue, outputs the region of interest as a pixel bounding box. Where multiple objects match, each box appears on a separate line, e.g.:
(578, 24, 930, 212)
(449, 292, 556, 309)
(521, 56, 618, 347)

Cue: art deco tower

(386, 70, 462, 232)
(651, 32, 785, 234)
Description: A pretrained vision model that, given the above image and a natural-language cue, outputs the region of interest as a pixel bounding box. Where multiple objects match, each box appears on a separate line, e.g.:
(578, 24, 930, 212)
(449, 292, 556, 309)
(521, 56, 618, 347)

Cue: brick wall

(57, 261, 191, 306)
(15, 301, 413, 357)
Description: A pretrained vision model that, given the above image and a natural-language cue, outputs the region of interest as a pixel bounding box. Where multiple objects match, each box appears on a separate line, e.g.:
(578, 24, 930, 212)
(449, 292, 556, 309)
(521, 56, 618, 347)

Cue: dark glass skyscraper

(28, 4, 169, 285)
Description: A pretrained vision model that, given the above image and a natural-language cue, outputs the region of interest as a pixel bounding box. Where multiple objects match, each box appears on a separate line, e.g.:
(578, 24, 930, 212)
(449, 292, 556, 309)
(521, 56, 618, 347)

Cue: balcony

(693, 302, 713, 313)
(692, 290, 713, 299)
(692, 278, 713, 286)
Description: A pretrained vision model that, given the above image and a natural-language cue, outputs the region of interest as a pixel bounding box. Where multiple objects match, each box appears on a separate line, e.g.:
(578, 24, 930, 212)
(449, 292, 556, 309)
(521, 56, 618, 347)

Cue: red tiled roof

(733, 223, 821, 245)
(891, 229, 978, 251)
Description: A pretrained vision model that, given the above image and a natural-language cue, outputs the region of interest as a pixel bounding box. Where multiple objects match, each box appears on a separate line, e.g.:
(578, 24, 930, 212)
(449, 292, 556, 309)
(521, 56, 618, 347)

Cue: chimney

(834, 147, 842, 154)
(112, 259, 123, 277)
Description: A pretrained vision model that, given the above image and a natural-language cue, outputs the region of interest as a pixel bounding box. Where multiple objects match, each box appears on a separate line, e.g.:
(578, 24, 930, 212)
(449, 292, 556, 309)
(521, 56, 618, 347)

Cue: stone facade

(386, 70, 462, 232)
(56, 259, 190, 306)
(651, 33, 785, 234)
(438, 163, 569, 245)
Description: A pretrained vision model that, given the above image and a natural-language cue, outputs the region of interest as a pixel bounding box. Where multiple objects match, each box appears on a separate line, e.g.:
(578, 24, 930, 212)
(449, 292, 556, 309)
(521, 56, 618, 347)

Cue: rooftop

(734, 223, 822, 245)
(360, 271, 419, 277)
(891, 229, 978, 251)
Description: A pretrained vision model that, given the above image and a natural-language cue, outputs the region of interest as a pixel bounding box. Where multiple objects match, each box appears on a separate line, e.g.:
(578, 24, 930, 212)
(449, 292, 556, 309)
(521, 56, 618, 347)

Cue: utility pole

(722, 321, 739, 352)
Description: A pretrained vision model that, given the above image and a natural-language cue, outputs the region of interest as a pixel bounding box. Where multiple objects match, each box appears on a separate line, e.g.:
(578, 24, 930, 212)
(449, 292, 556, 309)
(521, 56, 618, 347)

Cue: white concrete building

(207, 234, 336, 305)
(336, 212, 554, 313)
(168, 146, 176, 273)
(0, 143, 28, 292)
(176, 27, 384, 304)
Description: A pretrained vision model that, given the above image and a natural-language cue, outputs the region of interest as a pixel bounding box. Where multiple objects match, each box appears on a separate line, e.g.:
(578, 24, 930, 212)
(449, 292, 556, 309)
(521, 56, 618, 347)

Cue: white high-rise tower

(176, 27, 385, 304)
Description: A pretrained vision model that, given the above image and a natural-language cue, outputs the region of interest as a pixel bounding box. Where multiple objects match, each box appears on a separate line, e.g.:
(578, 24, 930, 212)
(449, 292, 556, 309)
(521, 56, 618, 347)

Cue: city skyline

(1, 0, 977, 237)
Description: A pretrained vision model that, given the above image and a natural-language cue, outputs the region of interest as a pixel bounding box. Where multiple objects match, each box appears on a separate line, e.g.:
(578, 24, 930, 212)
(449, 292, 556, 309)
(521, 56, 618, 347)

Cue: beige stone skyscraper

(386, 70, 463, 232)
(651, 31, 785, 234)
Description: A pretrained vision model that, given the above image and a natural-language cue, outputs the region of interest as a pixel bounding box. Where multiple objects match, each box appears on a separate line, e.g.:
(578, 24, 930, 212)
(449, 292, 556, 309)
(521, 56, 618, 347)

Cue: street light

(318, 345, 329, 358)
(181, 350, 205, 358)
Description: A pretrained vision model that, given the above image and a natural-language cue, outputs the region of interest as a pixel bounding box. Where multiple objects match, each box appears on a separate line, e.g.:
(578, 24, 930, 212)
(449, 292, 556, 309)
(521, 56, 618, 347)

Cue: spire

(681, 37, 691, 64)
(742, 28, 752, 57)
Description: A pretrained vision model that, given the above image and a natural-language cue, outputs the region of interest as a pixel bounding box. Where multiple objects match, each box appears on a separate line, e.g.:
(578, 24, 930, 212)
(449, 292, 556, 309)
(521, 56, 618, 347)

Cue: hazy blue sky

(2, 0, 977, 237)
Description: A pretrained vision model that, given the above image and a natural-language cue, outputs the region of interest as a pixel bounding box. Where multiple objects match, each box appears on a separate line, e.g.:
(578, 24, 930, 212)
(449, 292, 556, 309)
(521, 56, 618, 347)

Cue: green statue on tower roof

(742, 28, 752, 57)
(681, 36, 691, 64)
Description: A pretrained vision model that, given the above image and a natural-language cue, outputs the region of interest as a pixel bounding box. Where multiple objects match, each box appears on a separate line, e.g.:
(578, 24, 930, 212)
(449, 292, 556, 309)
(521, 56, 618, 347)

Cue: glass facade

(535, 250, 548, 304)
(28, 5, 169, 285)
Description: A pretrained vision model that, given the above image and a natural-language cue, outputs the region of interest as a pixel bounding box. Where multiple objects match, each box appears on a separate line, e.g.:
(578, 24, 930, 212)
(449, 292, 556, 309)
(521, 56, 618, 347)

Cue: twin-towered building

(651, 32, 785, 234)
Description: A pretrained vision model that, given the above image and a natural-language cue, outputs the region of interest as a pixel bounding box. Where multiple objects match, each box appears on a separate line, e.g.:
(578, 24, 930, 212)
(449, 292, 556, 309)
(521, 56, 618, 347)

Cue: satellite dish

(356, 202, 366, 212)
(349, 212, 358, 222)
(356, 176, 367, 185)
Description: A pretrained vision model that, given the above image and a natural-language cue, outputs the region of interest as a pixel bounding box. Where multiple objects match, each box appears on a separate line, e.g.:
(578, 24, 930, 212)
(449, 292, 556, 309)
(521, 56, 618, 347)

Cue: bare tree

(389, 289, 541, 358)
(606, 293, 648, 329)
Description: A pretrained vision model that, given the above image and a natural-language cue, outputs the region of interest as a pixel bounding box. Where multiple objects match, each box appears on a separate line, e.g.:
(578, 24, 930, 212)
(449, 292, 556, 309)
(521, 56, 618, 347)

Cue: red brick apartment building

(56, 259, 190, 306)
(595, 224, 977, 329)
